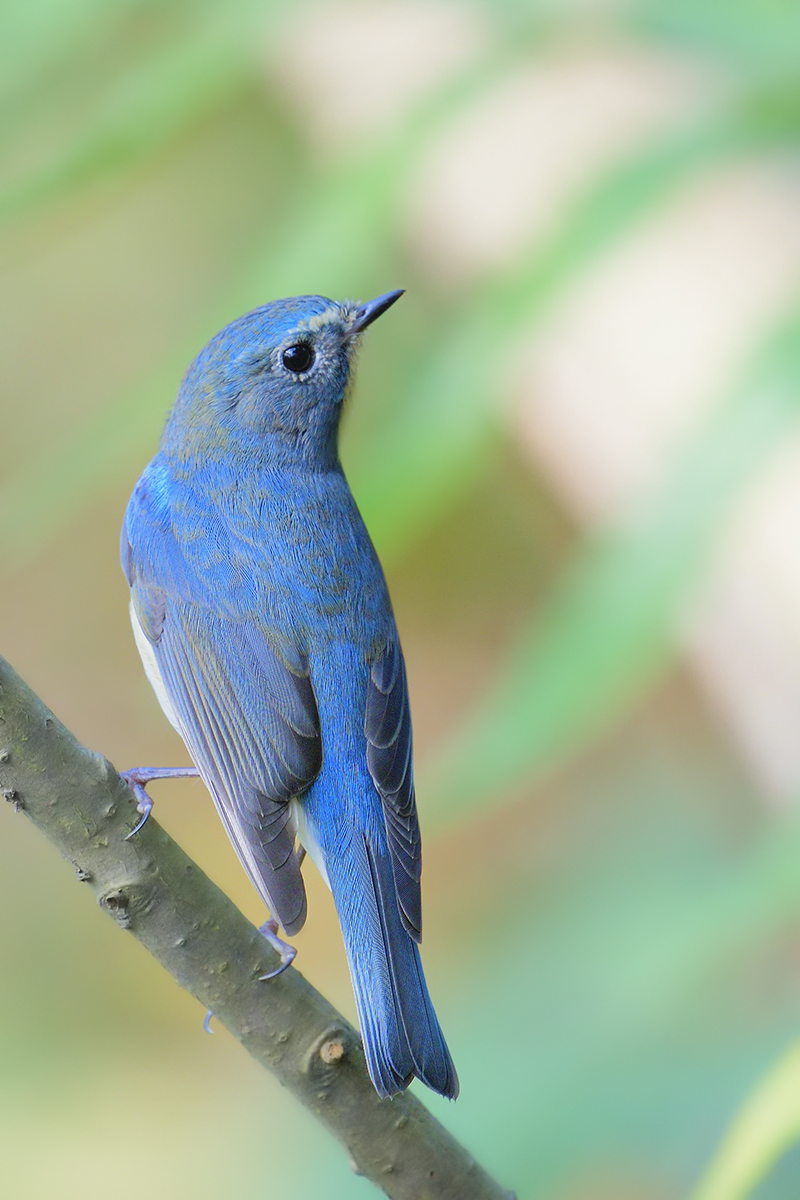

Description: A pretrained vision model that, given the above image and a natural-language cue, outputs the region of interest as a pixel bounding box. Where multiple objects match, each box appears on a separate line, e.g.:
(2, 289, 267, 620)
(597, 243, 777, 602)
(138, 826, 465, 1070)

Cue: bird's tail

(328, 832, 458, 1100)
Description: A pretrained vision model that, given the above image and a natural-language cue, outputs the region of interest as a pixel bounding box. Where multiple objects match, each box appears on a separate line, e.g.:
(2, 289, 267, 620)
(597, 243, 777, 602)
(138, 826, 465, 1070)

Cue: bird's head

(160, 290, 404, 469)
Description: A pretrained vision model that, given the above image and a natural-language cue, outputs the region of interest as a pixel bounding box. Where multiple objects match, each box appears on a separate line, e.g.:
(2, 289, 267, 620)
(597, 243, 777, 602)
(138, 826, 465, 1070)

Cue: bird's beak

(347, 289, 405, 337)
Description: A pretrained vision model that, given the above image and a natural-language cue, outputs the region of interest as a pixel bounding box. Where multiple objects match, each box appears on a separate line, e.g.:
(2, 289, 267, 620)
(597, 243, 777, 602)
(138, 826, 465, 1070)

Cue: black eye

(281, 343, 314, 374)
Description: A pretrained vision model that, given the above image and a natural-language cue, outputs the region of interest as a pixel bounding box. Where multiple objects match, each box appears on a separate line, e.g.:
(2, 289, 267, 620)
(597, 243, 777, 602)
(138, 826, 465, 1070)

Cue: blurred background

(3, 1, 800, 1197)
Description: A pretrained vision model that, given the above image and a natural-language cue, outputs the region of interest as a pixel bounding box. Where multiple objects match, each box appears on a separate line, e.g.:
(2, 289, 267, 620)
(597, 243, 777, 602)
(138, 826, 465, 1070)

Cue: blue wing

(365, 641, 421, 942)
(122, 461, 321, 935)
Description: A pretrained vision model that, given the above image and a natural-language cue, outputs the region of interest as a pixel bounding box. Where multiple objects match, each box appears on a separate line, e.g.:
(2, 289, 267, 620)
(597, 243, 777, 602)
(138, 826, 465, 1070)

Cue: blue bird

(120, 290, 458, 1100)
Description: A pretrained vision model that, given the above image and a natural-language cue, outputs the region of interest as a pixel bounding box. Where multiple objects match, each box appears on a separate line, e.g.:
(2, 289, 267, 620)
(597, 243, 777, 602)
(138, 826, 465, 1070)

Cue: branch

(0, 654, 513, 1200)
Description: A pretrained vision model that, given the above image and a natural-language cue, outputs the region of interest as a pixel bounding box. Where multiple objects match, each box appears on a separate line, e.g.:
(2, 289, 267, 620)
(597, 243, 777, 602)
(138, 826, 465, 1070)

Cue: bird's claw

(257, 917, 297, 980)
(121, 766, 200, 839)
(200, 920, 295, 1034)
(121, 770, 154, 839)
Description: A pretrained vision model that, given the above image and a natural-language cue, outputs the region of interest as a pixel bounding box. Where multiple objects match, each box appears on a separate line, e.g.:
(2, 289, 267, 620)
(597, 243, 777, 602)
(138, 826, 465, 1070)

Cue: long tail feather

(329, 833, 458, 1100)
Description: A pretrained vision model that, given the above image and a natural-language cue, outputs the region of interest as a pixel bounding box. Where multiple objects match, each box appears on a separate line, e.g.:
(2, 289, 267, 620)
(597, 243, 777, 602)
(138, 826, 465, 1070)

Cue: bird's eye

(281, 343, 315, 374)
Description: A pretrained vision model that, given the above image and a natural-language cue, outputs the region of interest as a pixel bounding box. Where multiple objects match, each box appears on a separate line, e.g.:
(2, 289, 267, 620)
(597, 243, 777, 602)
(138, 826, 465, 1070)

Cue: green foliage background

(3, 1, 800, 1197)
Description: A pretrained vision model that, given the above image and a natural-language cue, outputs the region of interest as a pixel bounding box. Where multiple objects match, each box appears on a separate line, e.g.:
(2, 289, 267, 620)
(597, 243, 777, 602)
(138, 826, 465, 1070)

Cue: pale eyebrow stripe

(304, 305, 343, 332)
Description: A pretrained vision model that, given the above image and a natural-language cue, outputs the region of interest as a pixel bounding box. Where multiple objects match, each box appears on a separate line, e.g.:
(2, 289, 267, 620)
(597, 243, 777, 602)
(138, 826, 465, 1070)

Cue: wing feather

(365, 641, 422, 942)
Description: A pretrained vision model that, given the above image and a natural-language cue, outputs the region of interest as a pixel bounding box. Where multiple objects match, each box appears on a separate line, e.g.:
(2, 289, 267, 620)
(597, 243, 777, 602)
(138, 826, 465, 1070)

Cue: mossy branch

(0, 654, 513, 1200)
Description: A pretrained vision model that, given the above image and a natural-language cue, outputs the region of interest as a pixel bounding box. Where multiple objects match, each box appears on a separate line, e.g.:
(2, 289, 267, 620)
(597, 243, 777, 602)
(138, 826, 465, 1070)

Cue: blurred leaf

(691, 1040, 800, 1200)
(425, 307, 800, 826)
(350, 119, 742, 556)
(0, 4, 262, 226)
(235, 29, 541, 299)
(350, 75, 800, 560)
(636, 0, 800, 78)
(0, 0, 142, 104)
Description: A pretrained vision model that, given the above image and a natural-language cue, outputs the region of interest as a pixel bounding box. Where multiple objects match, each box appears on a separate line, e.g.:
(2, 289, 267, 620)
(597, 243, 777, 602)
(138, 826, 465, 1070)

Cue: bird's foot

(257, 917, 297, 980)
(203, 918, 296, 1030)
(121, 766, 200, 839)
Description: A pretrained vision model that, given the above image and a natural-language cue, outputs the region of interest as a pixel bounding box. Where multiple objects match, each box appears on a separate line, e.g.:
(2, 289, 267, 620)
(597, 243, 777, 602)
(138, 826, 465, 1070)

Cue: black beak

(348, 289, 404, 336)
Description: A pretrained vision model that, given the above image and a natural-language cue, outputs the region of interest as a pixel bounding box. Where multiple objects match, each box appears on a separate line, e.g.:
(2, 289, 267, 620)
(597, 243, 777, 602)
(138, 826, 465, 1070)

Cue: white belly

(291, 800, 330, 890)
(129, 599, 181, 732)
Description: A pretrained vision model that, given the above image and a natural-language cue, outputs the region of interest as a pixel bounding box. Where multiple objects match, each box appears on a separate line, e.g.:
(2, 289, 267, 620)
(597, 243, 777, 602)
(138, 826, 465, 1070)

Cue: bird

(120, 290, 458, 1100)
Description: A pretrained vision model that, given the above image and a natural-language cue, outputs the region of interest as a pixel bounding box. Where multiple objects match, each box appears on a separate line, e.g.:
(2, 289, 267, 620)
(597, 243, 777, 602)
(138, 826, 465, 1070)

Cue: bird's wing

(364, 641, 422, 942)
(122, 467, 321, 936)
